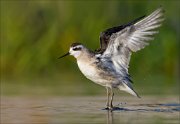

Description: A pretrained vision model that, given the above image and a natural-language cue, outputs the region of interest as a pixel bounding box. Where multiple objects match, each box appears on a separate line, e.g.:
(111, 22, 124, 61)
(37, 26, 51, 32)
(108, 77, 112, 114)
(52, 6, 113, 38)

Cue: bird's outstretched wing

(96, 15, 145, 54)
(99, 7, 164, 73)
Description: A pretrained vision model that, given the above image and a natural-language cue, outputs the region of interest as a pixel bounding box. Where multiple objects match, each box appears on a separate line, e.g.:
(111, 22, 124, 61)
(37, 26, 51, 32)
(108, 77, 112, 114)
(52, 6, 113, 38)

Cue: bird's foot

(105, 105, 123, 111)
(105, 105, 114, 111)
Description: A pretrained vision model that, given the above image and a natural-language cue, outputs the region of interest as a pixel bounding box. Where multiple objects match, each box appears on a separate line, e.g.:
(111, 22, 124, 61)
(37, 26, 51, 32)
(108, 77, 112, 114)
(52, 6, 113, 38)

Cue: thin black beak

(58, 52, 70, 59)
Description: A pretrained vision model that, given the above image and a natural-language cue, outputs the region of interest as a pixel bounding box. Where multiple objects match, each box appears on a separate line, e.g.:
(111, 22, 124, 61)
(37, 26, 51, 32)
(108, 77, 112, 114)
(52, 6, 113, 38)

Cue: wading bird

(59, 7, 164, 110)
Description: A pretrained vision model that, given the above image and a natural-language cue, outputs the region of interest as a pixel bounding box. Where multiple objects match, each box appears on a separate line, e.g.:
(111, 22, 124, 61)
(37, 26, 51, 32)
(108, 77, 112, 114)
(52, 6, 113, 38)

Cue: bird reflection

(106, 110, 114, 124)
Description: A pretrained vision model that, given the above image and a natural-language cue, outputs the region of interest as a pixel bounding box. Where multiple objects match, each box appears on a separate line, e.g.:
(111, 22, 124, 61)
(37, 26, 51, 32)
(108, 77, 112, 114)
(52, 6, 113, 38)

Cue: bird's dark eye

(73, 47, 81, 51)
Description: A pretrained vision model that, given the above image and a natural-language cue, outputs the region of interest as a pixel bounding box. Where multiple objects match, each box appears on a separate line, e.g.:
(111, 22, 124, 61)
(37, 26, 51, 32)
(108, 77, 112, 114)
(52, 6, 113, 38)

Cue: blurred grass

(0, 0, 179, 96)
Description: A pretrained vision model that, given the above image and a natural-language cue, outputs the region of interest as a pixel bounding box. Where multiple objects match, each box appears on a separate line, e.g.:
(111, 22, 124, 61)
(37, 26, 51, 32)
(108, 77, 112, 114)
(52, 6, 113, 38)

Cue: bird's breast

(77, 60, 108, 86)
(77, 60, 98, 79)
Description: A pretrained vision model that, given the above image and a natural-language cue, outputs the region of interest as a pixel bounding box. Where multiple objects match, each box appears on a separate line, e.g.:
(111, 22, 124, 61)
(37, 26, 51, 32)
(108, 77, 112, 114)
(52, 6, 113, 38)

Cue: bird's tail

(118, 82, 141, 98)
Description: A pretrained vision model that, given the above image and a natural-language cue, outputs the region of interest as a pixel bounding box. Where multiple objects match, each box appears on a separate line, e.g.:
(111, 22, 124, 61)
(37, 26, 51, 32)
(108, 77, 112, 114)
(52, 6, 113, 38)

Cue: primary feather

(99, 7, 164, 71)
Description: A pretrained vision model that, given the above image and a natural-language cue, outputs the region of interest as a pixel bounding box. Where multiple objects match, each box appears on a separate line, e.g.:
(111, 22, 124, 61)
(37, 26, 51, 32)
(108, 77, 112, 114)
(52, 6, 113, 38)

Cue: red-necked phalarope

(59, 7, 164, 110)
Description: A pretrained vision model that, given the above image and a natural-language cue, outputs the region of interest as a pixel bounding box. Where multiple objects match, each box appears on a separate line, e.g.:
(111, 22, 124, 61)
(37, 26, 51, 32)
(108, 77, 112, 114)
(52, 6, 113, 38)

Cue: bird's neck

(76, 49, 95, 63)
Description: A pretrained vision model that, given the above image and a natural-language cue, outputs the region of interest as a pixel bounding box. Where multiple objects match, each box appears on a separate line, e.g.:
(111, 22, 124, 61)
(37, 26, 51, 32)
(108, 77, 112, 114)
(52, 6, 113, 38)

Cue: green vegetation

(1, 0, 179, 96)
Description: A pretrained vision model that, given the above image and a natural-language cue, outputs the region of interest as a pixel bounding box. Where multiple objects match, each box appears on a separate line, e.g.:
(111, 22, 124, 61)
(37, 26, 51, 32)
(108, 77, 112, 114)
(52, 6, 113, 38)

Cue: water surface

(1, 96, 180, 124)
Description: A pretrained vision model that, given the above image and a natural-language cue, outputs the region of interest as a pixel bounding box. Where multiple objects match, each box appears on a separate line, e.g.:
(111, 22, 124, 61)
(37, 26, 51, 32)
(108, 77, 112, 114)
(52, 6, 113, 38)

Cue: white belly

(77, 60, 107, 86)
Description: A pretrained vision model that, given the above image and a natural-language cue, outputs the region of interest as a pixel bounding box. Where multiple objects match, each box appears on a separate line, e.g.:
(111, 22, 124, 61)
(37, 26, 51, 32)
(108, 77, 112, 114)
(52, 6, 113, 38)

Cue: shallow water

(1, 96, 180, 124)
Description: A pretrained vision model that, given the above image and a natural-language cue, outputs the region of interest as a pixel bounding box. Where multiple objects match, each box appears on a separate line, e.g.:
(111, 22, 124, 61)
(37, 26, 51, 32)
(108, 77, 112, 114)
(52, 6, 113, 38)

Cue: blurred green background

(1, 0, 179, 96)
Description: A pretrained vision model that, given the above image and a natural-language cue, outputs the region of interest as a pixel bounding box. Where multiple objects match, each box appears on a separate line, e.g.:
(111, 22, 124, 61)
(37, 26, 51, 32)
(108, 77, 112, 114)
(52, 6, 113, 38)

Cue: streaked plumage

(59, 7, 164, 109)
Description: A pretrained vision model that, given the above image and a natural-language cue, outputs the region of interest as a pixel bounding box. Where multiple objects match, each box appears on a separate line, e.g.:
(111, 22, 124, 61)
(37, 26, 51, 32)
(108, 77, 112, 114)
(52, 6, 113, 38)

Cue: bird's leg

(106, 87, 110, 108)
(110, 88, 114, 109)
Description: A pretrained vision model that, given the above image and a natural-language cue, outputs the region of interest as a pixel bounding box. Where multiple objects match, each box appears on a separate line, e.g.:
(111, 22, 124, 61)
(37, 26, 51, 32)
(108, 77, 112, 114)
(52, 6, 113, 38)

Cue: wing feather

(101, 7, 164, 73)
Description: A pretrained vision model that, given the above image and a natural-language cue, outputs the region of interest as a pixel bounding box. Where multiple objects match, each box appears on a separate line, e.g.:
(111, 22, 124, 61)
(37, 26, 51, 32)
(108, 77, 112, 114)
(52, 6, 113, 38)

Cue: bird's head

(58, 42, 85, 59)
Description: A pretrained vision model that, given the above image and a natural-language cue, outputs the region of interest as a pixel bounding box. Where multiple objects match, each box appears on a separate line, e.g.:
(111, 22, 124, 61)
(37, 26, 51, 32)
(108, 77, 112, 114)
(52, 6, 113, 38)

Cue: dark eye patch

(73, 47, 82, 51)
